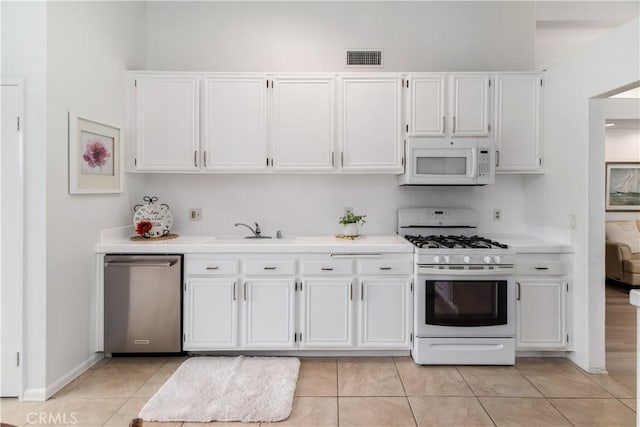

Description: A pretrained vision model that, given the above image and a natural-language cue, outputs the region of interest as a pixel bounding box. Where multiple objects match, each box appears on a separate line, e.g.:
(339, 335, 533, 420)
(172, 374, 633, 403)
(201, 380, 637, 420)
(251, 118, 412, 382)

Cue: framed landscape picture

(69, 112, 123, 194)
(606, 162, 640, 211)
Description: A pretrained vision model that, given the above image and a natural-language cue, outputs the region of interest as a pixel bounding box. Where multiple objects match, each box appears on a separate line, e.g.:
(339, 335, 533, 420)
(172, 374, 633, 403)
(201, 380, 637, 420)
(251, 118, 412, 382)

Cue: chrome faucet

(234, 222, 271, 239)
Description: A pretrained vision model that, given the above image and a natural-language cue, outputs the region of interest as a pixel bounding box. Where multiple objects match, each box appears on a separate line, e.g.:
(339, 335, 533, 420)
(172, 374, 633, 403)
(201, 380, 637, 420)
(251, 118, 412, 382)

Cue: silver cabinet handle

(206, 266, 219, 270)
(516, 282, 521, 301)
(361, 282, 364, 300)
(442, 116, 446, 133)
(379, 267, 392, 271)
(194, 150, 198, 167)
(341, 151, 344, 167)
(244, 282, 247, 301)
(321, 267, 334, 271)
(350, 282, 353, 301)
(496, 150, 500, 167)
(534, 266, 549, 270)
(453, 116, 456, 133)
(204, 151, 208, 168)
(264, 266, 277, 270)
(331, 152, 334, 168)
(233, 282, 237, 301)
(330, 253, 382, 258)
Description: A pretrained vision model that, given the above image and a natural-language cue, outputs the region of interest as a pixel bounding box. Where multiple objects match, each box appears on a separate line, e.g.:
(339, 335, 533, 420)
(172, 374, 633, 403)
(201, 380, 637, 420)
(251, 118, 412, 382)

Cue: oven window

(417, 157, 466, 175)
(426, 280, 507, 327)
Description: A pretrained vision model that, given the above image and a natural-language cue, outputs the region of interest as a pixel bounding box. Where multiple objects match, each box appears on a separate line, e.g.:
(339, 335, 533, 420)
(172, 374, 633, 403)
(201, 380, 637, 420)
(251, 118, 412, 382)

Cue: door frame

(1, 79, 25, 398)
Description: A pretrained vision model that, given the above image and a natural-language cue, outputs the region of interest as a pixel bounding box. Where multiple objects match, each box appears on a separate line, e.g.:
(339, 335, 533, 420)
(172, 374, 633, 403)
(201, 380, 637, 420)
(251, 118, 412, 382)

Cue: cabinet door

(407, 75, 446, 136)
(271, 76, 335, 171)
(360, 279, 412, 349)
(494, 74, 541, 172)
(300, 279, 354, 348)
(243, 279, 296, 348)
(134, 74, 200, 171)
(338, 76, 403, 172)
(202, 76, 268, 171)
(184, 279, 238, 350)
(449, 74, 490, 136)
(516, 279, 567, 349)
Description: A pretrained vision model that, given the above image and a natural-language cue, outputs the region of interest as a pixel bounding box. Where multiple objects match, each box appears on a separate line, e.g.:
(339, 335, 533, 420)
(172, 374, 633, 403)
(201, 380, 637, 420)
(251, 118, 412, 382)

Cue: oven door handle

(417, 266, 515, 276)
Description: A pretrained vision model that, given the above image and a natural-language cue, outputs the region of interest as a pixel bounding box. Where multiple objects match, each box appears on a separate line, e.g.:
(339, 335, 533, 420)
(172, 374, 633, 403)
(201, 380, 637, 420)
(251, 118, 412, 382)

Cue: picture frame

(68, 112, 123, 194)
(605, 162, 640, 211)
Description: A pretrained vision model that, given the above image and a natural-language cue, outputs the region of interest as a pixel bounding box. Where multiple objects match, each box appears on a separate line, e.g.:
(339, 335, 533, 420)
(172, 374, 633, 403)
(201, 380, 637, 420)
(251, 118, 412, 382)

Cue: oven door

(415, 265, 515, 338)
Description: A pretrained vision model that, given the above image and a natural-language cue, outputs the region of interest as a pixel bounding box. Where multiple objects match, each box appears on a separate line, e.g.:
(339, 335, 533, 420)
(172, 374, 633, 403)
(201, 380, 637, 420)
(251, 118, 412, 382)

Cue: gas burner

(404, 234, 509, 250)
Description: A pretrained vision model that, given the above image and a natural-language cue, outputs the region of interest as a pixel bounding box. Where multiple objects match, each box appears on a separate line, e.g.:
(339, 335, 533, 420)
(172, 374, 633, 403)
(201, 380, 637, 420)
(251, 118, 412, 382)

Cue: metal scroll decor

(133, 196, 174, 238)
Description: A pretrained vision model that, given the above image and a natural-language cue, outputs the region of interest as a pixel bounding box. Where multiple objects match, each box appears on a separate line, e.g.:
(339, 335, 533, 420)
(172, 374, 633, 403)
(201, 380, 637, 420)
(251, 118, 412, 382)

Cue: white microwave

(398, 138, 495, 186)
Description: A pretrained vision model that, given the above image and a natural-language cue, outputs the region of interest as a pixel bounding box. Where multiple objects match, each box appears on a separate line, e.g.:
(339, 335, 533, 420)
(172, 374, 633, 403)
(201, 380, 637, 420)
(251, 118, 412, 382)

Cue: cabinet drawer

(244, 260, 297, 275)
(360, 260, 413, 275)
(186, 259, 240, 275)
(301, 261, 354, 275)
(516, 261, 567, 276)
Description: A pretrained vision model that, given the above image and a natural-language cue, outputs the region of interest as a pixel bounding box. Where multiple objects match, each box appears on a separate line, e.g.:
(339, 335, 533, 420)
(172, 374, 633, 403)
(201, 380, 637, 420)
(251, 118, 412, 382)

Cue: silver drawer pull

(379, 267, 392, 271)
(206, 266, 219, 270)
(105, 261, 175, 267)
(264, 266, 277, 270)
(534, 266, 549, 270)
(321, 267, 334, 271)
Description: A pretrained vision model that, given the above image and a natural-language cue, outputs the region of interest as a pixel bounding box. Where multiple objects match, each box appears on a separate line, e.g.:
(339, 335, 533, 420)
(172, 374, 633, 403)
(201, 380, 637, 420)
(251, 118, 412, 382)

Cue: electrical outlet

(493, 209, 502, 221)
(344, 206, 353, 216)
(570, 214, 577, 230)
(189, 208, 202, 222)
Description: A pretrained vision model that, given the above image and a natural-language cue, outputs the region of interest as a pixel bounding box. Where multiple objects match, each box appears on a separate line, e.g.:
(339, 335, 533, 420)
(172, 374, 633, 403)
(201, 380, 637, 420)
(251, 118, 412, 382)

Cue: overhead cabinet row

(128, 72, 542, 174)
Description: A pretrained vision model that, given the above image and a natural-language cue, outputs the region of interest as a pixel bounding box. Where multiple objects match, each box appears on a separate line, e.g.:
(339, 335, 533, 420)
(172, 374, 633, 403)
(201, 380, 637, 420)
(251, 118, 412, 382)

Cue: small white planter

(343, 223, 359, 237)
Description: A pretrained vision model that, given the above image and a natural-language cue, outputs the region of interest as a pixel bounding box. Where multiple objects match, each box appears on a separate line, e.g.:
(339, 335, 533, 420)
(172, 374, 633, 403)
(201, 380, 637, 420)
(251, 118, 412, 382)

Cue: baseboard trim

(22, 388, 46, 401)
(44, 353, 104, 400)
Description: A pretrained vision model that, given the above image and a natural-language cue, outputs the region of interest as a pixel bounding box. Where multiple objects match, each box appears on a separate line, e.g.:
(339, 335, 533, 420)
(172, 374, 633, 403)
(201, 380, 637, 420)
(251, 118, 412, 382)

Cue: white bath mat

(139, 356, 300, 423)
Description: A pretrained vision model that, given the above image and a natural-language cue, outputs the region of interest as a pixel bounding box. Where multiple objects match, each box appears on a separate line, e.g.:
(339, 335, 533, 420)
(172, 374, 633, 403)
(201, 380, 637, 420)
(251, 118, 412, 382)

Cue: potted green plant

(339, 211, 366, 237)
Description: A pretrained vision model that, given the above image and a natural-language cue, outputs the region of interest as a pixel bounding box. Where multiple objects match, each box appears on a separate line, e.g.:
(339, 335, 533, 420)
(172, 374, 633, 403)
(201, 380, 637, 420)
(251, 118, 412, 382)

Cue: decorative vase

(343, 223, 358, 237)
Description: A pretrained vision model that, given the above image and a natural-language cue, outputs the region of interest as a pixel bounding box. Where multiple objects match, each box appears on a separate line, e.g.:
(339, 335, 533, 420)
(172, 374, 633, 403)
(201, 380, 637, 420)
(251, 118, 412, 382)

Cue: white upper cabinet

(494, 73, 542, 173)
(338, 75, 403, 172)
(449, 74, 491, 136)
(133, 74, 200, 171)
(407, 75, 447, 136)
(201, 76, 268, 171)
(270, 76, 335, 171)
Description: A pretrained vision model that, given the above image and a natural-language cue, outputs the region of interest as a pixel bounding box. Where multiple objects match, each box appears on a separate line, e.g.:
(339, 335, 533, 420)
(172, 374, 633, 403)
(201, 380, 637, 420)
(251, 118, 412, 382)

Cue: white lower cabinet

(242, 279, 296, 349)
(183, 278, 238, 350)
(516, 279, 568, 349)
(515, 253, 571, 351)
(360, 279, 412, 348)
(183, 252, 413, 352)
(299, 279, 354, 348)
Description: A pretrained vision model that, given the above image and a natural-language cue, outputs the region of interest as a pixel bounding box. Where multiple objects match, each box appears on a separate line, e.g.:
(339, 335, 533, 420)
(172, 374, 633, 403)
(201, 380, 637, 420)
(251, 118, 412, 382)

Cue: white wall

(1, 0, 48, 399)
(606, 128, 640, 161)
(523, 18, 640, 371)
(45, 2, 146, 394)
(129, 174, 525, 237)
(146, 1, 535, 72)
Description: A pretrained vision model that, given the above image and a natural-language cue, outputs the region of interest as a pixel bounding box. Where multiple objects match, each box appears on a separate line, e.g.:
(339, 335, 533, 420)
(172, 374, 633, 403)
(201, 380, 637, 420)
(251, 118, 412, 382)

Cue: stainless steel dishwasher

(104, 255, 182, 353)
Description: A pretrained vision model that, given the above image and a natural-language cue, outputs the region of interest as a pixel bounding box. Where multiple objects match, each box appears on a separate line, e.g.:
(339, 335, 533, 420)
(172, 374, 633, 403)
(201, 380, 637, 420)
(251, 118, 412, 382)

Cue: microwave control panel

(477, 149, 491, 178)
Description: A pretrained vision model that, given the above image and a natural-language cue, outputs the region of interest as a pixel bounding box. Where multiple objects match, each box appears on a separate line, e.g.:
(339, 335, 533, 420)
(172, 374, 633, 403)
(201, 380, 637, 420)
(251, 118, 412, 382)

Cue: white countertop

(95, 227, 414, 254)
(631, 290, 640, 307)
(487, 234, 574, 254)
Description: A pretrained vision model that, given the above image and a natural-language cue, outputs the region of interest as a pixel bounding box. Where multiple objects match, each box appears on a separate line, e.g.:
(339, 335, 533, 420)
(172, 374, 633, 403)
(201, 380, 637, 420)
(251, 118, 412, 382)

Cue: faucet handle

(254, 222, 261, 236)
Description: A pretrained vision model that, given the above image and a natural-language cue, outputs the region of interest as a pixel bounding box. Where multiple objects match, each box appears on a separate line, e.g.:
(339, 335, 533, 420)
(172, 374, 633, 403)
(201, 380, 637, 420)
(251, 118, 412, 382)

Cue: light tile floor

(1, 356, 636, 427)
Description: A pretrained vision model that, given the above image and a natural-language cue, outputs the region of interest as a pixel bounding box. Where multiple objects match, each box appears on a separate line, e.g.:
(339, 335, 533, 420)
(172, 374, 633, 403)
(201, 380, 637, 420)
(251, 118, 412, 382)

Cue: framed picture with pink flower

(68, 112, 123, 194)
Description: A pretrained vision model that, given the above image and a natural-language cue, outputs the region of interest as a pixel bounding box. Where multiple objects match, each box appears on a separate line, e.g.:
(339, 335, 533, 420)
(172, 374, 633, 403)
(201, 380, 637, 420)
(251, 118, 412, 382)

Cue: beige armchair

(605, 220, 640, 286)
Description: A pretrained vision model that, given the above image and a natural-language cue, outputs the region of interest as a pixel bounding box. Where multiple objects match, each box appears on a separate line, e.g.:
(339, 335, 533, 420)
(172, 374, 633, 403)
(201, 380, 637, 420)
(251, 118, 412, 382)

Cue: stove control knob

(443, 255, 451, 264)
(433, 256, 441, 264)
(463, 256, 471, 264)
(493, 256, 502, 264)
(483, 256, 493, 264)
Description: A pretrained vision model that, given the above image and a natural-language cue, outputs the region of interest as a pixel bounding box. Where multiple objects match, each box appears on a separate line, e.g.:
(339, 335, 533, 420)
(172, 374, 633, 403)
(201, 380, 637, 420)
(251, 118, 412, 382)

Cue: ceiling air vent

(346, 49, 383, 67)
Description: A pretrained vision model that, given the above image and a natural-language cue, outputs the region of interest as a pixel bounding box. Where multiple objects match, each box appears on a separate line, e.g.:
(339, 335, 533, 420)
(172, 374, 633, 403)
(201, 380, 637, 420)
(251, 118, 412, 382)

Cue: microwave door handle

(470, 148, 477, 178)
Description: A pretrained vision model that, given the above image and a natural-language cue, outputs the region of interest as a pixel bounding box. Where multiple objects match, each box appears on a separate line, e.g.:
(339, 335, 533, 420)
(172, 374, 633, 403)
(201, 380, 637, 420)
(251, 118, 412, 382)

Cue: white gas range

(398, 208, 516, 365)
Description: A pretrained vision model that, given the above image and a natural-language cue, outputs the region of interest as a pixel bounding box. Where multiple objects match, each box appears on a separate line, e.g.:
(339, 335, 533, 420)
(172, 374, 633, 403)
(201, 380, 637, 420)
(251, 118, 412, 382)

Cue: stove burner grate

(404, 234, 509, 249)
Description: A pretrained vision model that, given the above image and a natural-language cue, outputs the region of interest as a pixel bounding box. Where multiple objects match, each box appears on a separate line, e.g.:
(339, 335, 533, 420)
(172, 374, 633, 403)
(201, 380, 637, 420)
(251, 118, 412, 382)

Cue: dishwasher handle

(105, 260, 178, 268)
